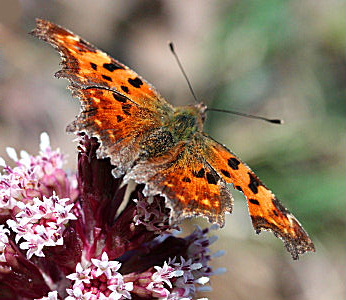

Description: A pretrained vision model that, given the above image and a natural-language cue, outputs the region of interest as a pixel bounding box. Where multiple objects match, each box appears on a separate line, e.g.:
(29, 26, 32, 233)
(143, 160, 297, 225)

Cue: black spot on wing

(249, 199, 260, 205)
(121, 85, 129, 94)
(103, 62, 124, 72)
(228, 157, 240, 170)
(248, 172, 261, 194)
(193, 168, 205, 178)
(112, 92, 127, 103)
(117, 115, 124, 122)
(102, 75, 112, 82)
(221, 169, 231, 178)
(90, 62, 97, 70)
(182, 177, 191, 183)
(206, 172, 218, 185)
(235, 185, 243, 193)
(128, 77, 143, 88)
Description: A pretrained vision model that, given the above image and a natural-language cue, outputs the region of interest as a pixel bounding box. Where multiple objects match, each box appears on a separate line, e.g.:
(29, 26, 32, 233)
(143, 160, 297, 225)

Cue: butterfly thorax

(139, 104, 205, 159)
(168, 104, 206, 141)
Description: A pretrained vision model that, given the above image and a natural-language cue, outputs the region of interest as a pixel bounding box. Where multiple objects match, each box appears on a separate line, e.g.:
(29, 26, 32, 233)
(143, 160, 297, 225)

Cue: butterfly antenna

(169, 42, 199, 104)
(207, 108, 284, 124)
(169, 42, 283, 125)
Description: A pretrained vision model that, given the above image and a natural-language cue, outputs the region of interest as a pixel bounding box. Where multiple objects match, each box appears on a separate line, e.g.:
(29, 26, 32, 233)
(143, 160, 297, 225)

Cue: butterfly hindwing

(125, 141, 233, 226)
(200, 134, 315, 259)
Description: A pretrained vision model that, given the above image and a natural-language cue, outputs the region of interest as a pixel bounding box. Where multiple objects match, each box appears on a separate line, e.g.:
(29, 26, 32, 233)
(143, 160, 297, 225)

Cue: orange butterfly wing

(32, 19, 174, 176)
(32, 19, 172, 112)
(200, 134, 315, 259)
(69, 87, 169, 176)
(125, 140, 233, 226)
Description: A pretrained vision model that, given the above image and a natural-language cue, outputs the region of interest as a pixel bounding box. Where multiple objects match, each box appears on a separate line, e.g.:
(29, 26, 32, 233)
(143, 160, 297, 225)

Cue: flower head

(6, 193, 76, 259)
(65, 252, 133, 300)
(0, 134, 223, 299)
(0, 132, 77, 220)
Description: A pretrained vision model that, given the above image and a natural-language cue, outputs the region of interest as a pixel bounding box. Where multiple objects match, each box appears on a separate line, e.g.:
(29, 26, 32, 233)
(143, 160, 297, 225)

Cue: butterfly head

(195, 102, 208, 122)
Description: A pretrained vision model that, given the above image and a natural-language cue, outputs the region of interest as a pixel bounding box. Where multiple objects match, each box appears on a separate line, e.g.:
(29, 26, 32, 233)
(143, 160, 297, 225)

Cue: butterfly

(31, 19, 315, 259)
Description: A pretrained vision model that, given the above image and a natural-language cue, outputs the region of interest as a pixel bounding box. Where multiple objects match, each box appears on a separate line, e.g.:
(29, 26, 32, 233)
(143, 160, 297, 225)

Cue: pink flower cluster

(7, 194, 77, 259)
(0, 134, 223, 300)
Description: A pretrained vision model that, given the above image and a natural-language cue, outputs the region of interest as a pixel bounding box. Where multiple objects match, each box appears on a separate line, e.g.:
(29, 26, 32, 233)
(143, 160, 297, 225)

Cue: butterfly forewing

(69, 87, 169, 176)
(32, 18, 174, 113)
(32, 19, 175, 177)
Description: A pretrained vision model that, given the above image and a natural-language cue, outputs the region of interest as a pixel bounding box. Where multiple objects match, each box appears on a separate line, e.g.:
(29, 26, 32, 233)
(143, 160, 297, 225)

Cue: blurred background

(0, 0, 345, 299)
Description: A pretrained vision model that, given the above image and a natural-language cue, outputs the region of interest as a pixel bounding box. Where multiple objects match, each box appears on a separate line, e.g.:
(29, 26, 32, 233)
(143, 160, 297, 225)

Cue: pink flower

(0, 134, 223, 299)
